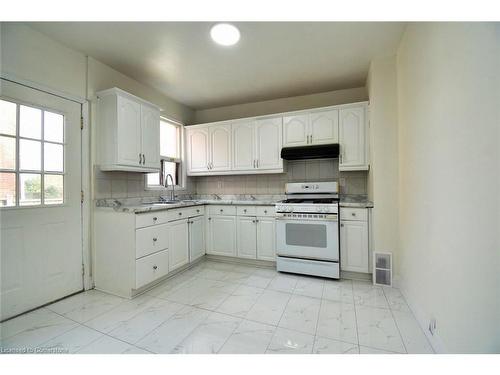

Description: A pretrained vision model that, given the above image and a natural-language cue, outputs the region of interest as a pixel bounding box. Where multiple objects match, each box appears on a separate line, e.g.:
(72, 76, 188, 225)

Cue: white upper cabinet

(339, 105, 368, 171)
(186, 126, 210, 173)
(310, 109, 339, 145)
(255, 117, 283, 170)
(283, 114, 309, 147)
(209, 124, 232, 171)
(97, 88, 160, 172)
(283, 109, 339, 147)
(232, 120, 256, 170)
(141, 104, 161, 169)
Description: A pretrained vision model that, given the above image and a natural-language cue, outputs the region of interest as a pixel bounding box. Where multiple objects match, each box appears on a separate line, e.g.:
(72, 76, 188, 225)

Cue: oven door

(276, 214, 339, 261)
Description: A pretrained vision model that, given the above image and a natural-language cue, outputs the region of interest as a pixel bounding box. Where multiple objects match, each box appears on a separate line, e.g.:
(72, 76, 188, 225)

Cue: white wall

(366, 56, 400, 276)
(193, 87, 367, 124)
(396, 23, 500, 353)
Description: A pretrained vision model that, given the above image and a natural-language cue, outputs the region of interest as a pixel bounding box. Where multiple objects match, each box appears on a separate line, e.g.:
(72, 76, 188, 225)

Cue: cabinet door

(283, 114, 309, 147)
(340, 220, 369, 273)
(189, 215, 205, 262)
(232, 120, 256, 170)
(116, 95, 142, 167)
(209, 124, 232, 171)
(169, 219, 189, 272)
(339, 106, 366, 169)
(310, 109, 339, 145)
(186, 127, 209, 173)
(141, 105, 160, 169)
(208, 216, 236, 257)
(256, 217, 276, 261)
(255, 117, 283, 170)
(237, 216, 257, 259)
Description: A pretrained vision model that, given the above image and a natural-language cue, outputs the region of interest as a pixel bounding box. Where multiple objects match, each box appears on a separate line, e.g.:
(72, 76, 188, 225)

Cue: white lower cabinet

(256, 217, 276, 261)
(168, 218, 189, 272)
(189, 215, 205, 262)
(136, 249, 169, 289)
(208, 215, 237, 257)
(237, 216, 257, 259)
(340, 208, 369, 273)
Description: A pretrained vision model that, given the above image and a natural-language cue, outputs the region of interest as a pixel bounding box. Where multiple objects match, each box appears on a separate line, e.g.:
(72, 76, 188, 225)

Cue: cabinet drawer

(135, 249, 169, 289)
(135, 224, 169, 259)
(340, 208, 368, 221)
(184, 205, 205, 218)
(256, 206, 275, 217)
(237, 206, 256, 216)
(136, 211, 169, 228)
(209, 205, 237, 216)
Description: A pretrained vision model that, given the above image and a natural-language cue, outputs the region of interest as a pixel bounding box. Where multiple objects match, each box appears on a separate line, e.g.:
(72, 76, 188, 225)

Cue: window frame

(145, 117, 186, 191)
(0, 97, 66, 209)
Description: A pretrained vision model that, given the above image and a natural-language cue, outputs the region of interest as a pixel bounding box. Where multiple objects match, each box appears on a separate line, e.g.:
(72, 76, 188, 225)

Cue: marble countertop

(96, 196, 282, 214)
(339, 195, 374, 208)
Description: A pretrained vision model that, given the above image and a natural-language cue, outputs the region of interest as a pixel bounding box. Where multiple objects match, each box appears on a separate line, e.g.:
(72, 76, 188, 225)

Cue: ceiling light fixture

(210, 23, 240, 46)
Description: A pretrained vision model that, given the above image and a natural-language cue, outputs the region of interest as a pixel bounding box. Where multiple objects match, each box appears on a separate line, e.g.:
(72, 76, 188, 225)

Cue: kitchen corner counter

(339, 195, 374, 208)
(95, 196, 282, 214)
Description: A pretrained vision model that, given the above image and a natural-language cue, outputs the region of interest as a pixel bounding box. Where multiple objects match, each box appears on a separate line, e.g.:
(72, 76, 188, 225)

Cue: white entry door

(0, 80, 84, 321)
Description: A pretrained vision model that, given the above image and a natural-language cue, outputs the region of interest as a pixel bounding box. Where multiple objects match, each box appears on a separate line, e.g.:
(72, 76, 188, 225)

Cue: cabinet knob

(244, 209, 247, 212)
(208, 217, 212, 221)
(341, 223, 344, 227)
(153, 217, 158, 221)
(153, 237, 157, 242)
(179, 212, 182, 215)
(351, 213, 356, 216)
(264, 210, 268, 214)
(220, 209, 223, 212)
(196, 209, 200, 213)
(153, 265, 158, 270)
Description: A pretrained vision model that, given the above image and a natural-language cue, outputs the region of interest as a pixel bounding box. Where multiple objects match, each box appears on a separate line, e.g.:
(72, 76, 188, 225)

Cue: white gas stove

(275, 182, 340, 279)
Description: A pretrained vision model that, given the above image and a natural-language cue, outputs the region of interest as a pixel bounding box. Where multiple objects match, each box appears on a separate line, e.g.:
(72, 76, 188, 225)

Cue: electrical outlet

(428, 318, 437, 335)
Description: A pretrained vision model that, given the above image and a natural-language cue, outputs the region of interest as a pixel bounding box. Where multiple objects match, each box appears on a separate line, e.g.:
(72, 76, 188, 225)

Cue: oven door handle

(276, 215, 338, 222)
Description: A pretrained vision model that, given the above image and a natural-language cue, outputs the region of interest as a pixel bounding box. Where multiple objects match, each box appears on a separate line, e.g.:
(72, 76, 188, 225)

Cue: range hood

(280, 144, 339, 160)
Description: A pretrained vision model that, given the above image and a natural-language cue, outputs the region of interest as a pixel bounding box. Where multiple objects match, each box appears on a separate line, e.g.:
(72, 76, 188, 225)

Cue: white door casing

(0, 81, 84, 320)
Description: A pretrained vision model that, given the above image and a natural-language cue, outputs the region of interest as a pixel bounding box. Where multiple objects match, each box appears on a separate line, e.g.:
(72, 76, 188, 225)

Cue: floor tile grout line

(381, 287, 408, 354)
(263, 289, 294, 353)
(350, 281, 361, 348)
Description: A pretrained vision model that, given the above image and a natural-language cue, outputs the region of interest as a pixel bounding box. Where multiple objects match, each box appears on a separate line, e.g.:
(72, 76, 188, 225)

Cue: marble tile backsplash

(93, 167, 196, 199)
(195, 160, 368, 196)
(93, 160, 367, 200)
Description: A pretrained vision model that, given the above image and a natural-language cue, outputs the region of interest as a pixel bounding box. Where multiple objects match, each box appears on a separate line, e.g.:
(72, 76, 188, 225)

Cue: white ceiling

(29, 22, 406, 109)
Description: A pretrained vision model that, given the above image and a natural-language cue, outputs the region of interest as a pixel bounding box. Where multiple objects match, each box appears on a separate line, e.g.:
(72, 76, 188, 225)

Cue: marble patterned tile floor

(0, 260, 434, 354)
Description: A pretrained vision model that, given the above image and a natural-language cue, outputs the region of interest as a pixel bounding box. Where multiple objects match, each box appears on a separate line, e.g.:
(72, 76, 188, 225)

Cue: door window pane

(20, 105, 42, 139)
(0, 100, 17, 136)
(0, 136, 16, 170)
(44, 143, 64, 172)
(0, 172, 16, 207)
(19, 139, 41, 171)
(44, 111, 64, 143)
(44, 174, 63, 205)
(19, 173, 41, 206)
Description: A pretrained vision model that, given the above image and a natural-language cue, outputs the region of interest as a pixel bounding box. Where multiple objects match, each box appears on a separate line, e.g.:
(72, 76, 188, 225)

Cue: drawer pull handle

(153, 217, 158, 221)
(264, 210, 268, 214)
(351, 213, 356, 216)
(179, 212, 182, 215)
(153, 237, 157, 242)
(153, 265, 158, 270)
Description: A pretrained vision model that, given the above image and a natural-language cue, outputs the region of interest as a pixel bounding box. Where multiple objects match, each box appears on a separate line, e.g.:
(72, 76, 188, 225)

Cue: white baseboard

(398, 278, 448, 354)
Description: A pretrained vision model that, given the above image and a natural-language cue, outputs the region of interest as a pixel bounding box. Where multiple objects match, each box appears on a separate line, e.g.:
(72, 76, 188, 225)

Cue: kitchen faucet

(164, 173, 175, 201)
